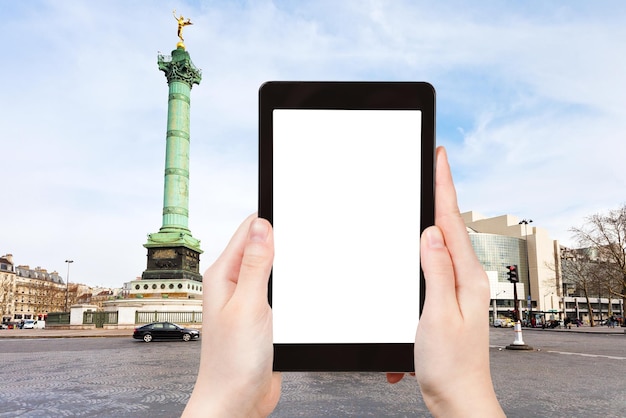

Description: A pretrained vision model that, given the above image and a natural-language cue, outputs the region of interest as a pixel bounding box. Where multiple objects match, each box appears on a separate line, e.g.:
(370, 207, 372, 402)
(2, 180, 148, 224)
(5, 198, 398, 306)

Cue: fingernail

(249, 218, 270, 242)
(425, 227, 445, 248)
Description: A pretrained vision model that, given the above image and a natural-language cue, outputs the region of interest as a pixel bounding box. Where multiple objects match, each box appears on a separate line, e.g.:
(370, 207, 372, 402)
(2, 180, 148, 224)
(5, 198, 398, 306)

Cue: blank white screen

(273, 109, 421, 344)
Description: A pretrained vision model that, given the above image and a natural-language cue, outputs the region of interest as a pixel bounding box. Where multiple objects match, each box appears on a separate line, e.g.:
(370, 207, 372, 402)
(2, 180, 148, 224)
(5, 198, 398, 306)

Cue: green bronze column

(157, 47, 201, 236)
(141, 43, 203, 284)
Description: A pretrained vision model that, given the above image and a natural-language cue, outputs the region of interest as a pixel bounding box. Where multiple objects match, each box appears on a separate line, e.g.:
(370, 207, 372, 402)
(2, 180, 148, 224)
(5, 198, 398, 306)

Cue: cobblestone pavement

(0, 328, 624, 417)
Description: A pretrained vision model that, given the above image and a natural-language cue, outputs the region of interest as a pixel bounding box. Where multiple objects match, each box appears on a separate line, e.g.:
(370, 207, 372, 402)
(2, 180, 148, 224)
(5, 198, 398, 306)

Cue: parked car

(133, 322, 200, 343)
(22, 320, 36, 329)
(493, 318, 514, 328)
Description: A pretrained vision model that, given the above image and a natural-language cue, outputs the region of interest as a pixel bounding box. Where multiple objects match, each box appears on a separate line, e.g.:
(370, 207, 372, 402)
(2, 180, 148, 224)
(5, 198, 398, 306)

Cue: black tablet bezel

(259, 81, 435, 372)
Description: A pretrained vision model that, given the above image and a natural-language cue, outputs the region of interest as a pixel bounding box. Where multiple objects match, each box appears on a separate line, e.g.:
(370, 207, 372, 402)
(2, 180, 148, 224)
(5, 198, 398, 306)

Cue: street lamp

(65, 260, 73, 312)
(493, 290, 506, 324)
(543, 292, 554, 312)
(519, 219, 533, 323)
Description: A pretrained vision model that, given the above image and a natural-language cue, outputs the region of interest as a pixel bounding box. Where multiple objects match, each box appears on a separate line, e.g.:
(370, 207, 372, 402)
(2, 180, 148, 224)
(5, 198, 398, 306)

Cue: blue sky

(1, 1, 625, 288)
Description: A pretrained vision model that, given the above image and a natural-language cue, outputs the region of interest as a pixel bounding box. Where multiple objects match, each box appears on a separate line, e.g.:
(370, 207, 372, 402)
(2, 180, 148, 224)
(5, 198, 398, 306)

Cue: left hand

(183, 215, 281, 417)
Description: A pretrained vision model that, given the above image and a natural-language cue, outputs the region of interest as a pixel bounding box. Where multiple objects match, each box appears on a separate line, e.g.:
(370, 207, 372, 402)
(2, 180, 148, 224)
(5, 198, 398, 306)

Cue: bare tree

(560, 248, 602, 326)
(571, 205, 626, 324)
(29, 279, 66, 316)
(0, 274, 15, 321)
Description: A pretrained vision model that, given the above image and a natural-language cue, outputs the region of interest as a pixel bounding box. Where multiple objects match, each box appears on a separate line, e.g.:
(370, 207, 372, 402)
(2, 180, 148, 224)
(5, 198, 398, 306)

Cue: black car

(133, 322, 200, 343)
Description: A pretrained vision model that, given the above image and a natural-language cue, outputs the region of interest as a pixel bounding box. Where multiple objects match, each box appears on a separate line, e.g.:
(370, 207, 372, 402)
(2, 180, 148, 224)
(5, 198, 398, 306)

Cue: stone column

(141, 46, 203, 284)
(157, 47, 201, 234)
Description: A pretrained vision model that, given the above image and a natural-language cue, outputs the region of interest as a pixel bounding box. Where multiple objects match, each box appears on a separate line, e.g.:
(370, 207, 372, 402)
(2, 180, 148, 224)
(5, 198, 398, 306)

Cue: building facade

(0, 254, 17, 323)
(1, 254, 124, 325)
(0, 254, 67, 324)
(462, 212, 562, 324)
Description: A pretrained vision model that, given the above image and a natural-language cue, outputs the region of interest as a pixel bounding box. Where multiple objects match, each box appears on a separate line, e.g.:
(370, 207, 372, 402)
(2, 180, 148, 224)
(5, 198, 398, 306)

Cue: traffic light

(506, 265, 519, 283)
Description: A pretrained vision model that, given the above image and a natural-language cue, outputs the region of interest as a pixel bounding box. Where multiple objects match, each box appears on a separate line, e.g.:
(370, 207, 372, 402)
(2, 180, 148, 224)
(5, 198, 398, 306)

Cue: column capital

(158, 48, 202, 88)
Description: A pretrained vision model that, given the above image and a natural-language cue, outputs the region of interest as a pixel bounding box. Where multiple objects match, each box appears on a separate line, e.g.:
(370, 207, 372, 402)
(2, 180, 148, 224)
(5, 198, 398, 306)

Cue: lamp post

(543, 292, 551, 311)
(544, 292, 554, 319)
(598, 291, 603, 324)
(493, 290, 506, 324)
(519, 219, 533, 324)
(65, 260, 73, 312)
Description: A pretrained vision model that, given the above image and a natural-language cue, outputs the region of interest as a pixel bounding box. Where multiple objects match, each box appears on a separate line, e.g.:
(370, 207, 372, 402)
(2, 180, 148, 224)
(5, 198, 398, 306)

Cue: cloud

(1, 0, 625, 286)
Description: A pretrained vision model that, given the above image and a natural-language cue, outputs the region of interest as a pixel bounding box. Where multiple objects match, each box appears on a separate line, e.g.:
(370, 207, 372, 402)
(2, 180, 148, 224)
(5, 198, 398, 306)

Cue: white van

(22, 320, 45, 329)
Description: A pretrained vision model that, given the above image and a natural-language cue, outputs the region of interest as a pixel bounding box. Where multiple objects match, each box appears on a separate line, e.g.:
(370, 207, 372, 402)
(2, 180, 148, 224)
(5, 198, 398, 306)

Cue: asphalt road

(0, 328, 624, 417)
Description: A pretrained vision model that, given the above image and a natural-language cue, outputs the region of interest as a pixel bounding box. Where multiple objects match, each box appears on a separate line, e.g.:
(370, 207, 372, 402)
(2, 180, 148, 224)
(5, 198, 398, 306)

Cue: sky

(1, 0, 625, 288)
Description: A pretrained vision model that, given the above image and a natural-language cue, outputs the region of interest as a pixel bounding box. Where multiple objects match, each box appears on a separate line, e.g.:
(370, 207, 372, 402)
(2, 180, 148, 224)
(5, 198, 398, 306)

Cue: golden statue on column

(173, 10, 193, 49)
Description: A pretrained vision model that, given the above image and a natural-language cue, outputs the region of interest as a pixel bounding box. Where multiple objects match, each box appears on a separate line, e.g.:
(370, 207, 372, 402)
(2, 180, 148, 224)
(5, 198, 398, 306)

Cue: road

(0, 328, 624, 417)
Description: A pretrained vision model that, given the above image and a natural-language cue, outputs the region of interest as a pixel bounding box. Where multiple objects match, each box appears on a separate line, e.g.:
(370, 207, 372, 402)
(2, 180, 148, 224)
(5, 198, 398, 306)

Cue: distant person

(182, 147, 505, 417)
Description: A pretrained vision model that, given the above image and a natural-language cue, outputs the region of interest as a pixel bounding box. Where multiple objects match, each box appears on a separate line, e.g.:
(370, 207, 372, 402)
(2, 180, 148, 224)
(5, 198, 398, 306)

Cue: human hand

(388, 147, 504, 417)
(183, 215, 281, 418)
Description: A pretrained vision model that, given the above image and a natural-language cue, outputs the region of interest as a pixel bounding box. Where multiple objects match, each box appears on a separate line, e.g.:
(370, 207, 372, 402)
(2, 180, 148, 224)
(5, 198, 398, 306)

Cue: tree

(29, 279, 66, 316)
(560, 248, 602, 326)
(0, 273, 15, 321)
(571, 205, 626, 325)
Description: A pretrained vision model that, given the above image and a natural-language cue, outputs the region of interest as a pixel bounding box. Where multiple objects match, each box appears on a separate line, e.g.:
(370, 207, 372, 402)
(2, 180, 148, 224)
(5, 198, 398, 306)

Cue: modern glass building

(468, 232, 529, 286)
(462, 211, 562, 324)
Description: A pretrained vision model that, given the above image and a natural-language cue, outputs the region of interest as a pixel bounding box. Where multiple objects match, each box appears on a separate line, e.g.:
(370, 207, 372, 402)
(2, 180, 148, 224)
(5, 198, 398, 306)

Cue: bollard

(505, 320, 534, 351)
(511, 320, 526, 345)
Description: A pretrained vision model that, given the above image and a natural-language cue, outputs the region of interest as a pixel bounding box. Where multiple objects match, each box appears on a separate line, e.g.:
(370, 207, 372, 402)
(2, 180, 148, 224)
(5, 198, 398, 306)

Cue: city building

(462, 212, 562, 324)
(461, 213, 624, 326)
(1, 253, 124, 325)
(0, 254, 67, 323)
(0, 254, 17, 323)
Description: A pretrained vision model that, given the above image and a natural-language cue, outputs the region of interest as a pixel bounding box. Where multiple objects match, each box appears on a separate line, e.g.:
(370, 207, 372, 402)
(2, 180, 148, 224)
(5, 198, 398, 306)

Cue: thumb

(420, 226, 457, 318)
(234, 217, 274, 304)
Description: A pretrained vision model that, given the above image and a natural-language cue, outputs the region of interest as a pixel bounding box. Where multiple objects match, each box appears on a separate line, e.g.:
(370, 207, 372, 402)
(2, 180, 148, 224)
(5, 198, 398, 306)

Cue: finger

(434, 147, 489, 311)
(204, 214, 257, 307)
(233, 217, 274, 306)
(386, 373, 405, 384)
(434, 147, 484, 281)
(420, 226, 458, 316)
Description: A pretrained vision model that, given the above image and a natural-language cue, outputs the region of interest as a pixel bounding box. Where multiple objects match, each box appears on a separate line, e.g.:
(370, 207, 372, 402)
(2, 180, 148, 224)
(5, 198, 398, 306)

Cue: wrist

(182, 373, 272, 418)
(183, 392, 265, 418)
(422, 382, 505, 418)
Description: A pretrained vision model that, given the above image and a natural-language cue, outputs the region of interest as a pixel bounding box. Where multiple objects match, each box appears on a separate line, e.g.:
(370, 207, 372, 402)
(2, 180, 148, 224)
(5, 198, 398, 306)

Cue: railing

(83, 311, 118, 327)
(46, 312, 70, 325)
(135, 311, 202, 324)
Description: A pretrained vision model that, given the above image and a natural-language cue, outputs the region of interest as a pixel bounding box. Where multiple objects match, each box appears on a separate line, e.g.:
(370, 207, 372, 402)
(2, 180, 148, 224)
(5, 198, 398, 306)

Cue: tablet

(259, 81, 435, 372)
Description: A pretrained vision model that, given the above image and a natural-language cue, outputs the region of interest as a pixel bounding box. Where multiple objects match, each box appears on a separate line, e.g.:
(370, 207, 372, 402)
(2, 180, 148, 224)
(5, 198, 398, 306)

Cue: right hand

(390, 147, 505, 417)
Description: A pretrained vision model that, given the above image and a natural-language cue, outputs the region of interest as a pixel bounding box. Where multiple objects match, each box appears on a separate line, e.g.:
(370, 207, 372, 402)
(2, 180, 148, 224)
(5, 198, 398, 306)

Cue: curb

(0, 331, 132, 339)
(521, 327, 625, 336)
(0, 334, 130, 339)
